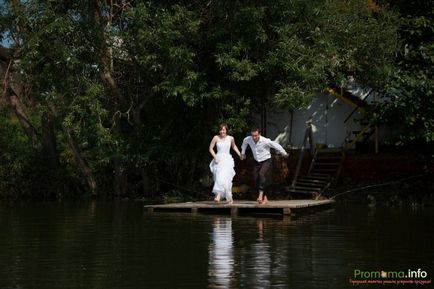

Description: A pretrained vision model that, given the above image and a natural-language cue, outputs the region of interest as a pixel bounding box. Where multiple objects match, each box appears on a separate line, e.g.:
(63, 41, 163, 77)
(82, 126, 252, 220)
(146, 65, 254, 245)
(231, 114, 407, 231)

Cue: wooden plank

(309, 173, 332, 177)
(316, 156, 342, 160)
(286, 190, 319, 194)
(144, 200, 334, 214)
(313, 162, 340, 166)
(293, 185, 323, 191)
(294, 183, 325, 191)
(284, 188, 320, 194)
(311, 169, 337, 173)
(290, 147, 344, 199)
(298, 178, 328, 184)
(295, 180, 326, 185)
(308, 175, 331, 180)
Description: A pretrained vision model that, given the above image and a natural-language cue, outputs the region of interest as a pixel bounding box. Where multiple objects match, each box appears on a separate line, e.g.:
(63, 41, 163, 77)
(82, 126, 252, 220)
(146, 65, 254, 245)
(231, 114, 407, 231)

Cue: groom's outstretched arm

(266, 139, 288, 157)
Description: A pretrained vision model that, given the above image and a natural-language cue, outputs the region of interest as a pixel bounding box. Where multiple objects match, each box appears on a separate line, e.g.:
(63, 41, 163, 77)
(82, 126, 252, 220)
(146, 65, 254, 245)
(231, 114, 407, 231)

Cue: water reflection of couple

(208, 218, 273, 289)
(208, 218, 234, 289)
(209, 123, 288, 204)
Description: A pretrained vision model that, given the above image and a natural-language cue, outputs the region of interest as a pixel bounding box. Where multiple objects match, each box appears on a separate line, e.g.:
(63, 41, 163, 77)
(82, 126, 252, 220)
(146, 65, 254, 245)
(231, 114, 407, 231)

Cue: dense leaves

(380, 1, 434, 146)
(0, 0, 425, 198)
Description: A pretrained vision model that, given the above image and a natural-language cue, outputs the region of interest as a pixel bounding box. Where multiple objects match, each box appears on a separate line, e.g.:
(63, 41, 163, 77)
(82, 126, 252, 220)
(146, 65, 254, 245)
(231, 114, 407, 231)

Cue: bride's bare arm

(209, 136, 219, 162)
(231, 137, 242, 158)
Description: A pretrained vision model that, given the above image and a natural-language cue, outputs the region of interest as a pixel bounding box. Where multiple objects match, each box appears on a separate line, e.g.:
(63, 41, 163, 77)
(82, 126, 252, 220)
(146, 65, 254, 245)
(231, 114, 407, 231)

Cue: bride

(209, 123, 241, 204)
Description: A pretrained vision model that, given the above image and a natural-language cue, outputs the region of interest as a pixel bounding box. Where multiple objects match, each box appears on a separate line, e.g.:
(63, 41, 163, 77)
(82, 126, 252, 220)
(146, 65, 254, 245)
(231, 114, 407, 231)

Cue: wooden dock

(144, 199, 334, 216)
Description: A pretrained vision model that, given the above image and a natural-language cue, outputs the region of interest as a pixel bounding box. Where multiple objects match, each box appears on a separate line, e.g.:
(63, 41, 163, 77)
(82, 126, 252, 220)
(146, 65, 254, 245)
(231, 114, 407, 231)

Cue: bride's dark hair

(218, 123, 229, 132)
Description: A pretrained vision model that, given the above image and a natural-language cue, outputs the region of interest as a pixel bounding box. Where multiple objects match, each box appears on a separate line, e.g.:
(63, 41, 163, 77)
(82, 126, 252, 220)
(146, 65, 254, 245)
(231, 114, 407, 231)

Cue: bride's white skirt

(209, 153, 235, 201)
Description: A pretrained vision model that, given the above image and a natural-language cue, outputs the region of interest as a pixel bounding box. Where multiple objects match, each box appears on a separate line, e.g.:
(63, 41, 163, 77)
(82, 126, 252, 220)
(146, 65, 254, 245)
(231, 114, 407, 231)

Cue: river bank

(328, 173, 434, 207)
(2, 152, 433, 206)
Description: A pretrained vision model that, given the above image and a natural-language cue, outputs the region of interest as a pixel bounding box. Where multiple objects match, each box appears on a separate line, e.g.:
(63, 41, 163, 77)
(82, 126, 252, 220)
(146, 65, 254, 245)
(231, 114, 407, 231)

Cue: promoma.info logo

(349, 268, 431, 286)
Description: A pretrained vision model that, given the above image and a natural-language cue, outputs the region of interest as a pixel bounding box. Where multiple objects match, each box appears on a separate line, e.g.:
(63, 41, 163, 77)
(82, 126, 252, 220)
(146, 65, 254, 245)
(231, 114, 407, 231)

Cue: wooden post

(291, 146, 305, 188)
(291, 121, 312, 187)
(147, 207, 154, 214)
(308, 123, 315, 155)
(231, 207, 238, 216)
(283, 208, 291, 215)
(289, 110, 294, 143)
(191, 207, 198, 214)
(374, 92, 379, 155)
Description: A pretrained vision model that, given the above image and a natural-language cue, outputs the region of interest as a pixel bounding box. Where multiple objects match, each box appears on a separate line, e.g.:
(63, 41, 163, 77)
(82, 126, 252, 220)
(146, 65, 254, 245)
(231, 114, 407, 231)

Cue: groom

(240, 127, 288, 204)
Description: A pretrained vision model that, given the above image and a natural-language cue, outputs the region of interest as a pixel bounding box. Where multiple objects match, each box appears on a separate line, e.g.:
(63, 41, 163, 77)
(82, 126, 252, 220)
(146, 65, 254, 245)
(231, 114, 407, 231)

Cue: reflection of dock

(145, 199, 334, 216)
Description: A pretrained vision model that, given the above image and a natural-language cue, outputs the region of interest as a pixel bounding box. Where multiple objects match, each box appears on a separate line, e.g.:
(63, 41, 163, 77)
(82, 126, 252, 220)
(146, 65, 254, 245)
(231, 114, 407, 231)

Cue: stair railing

(345, 122, 374, 150)
(290, 119, 315, 188)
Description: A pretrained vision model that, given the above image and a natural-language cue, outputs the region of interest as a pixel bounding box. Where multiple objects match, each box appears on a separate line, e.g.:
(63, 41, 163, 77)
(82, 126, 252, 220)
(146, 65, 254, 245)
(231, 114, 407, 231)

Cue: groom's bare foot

(257, 195, 268, 205)
(257, 191, 264, 204)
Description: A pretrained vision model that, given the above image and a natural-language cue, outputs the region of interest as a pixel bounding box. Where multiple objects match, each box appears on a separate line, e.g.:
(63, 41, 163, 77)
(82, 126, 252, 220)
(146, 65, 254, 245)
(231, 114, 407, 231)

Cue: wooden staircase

(284, 148, 345, 199)
(328, 85, 380, 154)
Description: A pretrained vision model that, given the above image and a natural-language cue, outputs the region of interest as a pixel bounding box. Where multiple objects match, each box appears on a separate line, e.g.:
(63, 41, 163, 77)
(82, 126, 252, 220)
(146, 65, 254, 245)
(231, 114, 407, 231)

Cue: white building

(265, 85, 390, 151)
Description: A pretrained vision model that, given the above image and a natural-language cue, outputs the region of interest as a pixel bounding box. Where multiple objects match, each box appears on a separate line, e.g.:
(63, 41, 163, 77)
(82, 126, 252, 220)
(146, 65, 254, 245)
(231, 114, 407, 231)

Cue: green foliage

(0, 109, 31, 196)
(123, 3, 201, 103)
(0, 108, 78, 197)
(317, 0, 399, 88)
(205, 0, 399, 111)
(380, 1, 434, 145)
(0, 0, 411, 198)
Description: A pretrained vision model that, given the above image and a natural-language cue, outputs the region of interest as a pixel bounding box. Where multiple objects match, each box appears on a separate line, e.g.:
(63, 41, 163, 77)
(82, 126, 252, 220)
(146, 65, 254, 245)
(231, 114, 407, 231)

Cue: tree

(380, 0, 434, 148)
(0, 0, 402, 197)
(201, 0, 398, 110)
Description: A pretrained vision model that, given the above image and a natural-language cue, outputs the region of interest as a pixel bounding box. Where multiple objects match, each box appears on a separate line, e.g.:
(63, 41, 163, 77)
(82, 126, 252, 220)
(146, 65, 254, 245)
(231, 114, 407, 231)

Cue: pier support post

(283, 208, 291, 215)
(231, 207, 238, 216)
(147, 207, 154, 214)
(191, 207, 198, 214)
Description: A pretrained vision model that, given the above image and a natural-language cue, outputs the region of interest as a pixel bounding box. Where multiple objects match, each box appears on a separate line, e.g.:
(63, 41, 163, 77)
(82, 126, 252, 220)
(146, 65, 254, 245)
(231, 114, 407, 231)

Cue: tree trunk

(64, 127, 97, 194)
(133, 98, 152, 197)
(4, 59, 61, 174)
(5, 85, 40, 149)
(41, 114, 60, 170)
(91, 0, 128, 197)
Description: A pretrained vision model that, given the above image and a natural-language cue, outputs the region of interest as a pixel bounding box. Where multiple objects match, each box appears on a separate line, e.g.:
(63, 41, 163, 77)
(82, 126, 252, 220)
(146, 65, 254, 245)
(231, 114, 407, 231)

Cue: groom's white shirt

(241, 136, 288, 162)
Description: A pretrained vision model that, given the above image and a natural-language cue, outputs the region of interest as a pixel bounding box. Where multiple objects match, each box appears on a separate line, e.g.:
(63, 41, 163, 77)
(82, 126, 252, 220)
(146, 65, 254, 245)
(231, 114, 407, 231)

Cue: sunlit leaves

(123, 3, 201, 102)
(380, 1, 434, 144)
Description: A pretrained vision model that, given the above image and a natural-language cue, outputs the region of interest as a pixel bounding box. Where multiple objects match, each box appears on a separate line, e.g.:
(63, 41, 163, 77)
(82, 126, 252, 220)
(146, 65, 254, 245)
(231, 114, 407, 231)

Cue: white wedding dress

(209, 137, 235, 201)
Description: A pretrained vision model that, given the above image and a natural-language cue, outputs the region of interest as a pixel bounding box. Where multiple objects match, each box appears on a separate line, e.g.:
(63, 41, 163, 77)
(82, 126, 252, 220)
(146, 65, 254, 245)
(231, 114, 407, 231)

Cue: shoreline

(1, 171, 433, 207)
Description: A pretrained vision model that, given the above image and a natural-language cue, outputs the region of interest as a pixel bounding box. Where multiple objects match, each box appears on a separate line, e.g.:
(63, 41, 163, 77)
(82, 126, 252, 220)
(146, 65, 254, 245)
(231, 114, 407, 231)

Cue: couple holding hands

(209, 124, 288, 205)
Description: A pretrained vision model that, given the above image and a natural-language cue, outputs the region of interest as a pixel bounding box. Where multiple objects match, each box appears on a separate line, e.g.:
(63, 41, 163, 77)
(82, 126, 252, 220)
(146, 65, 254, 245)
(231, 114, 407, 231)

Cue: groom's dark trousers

(254, 158, 272, 191)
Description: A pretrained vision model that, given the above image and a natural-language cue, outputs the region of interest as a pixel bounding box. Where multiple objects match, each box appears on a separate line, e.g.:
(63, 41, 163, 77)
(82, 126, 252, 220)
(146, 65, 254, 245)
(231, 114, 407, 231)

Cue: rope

(149, 169, 432, 201)
(330, 172, 432, 200)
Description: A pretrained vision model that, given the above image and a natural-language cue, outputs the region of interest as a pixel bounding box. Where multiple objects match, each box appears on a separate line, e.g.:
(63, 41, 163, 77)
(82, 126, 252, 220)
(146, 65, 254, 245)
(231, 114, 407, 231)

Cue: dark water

(0, 201, 432, 289)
